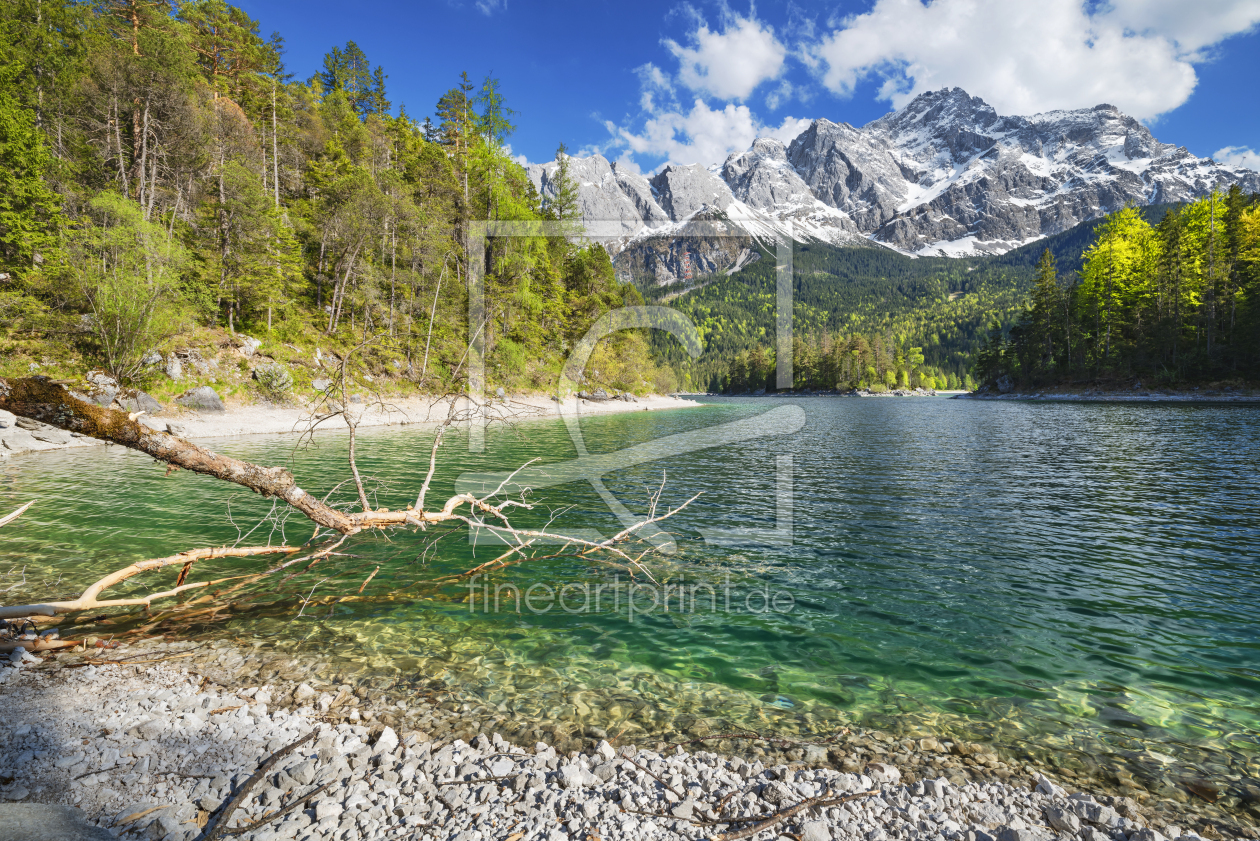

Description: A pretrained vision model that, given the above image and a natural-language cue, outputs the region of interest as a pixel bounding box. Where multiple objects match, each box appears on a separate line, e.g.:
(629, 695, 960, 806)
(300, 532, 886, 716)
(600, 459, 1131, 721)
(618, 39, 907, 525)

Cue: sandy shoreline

(0, 393, 702, 459)
(0, 638, 1247, 841)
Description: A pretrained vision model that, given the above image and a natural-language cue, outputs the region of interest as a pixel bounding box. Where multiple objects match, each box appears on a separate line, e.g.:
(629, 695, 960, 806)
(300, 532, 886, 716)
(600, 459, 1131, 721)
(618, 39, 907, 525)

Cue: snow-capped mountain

(527, 87, 1260, 281)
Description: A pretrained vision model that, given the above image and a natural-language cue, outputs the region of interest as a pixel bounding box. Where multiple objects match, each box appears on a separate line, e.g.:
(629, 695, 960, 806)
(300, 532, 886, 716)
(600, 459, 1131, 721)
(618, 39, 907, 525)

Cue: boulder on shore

(175, 386, 224, 413)
(117, 391, 163, 415)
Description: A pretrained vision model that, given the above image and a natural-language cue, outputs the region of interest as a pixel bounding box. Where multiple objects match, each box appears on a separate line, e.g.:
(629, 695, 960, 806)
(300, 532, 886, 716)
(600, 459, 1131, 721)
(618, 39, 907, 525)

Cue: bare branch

(0, 545, 297, 620)
(0, 501, 34, 530)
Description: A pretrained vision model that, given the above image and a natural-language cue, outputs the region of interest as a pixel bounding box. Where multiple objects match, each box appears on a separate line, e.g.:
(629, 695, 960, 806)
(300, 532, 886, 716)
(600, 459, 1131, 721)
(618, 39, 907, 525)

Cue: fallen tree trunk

(0, 376, 695, 623)
(0, 376, 359, 533)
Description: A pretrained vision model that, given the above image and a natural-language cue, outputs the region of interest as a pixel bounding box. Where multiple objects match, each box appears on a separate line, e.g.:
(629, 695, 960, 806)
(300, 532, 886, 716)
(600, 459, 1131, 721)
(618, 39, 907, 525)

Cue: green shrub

(253, 363, 293, 401)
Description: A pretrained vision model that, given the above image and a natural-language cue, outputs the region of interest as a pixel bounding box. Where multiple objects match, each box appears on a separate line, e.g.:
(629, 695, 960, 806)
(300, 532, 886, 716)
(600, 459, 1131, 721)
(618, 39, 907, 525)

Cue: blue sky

(236, 0, 1260, 173)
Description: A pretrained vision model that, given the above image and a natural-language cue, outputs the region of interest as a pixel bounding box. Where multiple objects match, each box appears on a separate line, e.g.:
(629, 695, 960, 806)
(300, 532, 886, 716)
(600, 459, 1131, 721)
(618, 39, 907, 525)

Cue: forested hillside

(647, 241, 1032, 391)
(977, 189, 1260, 389)
(651, 194, 1260, 393)
(0, 0, 676, 403)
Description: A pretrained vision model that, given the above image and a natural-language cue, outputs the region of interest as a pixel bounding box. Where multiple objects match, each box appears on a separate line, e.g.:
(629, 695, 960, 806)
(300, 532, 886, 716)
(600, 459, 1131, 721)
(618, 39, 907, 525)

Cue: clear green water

(3, 397, 1260, 808)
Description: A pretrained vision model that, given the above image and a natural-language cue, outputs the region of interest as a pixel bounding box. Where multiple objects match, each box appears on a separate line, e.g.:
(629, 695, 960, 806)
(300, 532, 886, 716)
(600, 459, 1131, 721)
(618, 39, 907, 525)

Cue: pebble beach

(0, 639, 1251, 841)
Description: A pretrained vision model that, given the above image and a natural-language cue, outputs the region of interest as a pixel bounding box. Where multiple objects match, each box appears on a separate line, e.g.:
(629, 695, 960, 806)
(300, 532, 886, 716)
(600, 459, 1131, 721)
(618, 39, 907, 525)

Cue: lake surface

(3, 396, 1259, 812)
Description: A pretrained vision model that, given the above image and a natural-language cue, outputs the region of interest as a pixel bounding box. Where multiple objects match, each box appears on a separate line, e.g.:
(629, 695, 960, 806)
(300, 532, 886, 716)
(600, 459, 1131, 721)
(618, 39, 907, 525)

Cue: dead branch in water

(0, 546, 298, 620)
(0, 500, 35, 530)
(0, 376, 694, 625)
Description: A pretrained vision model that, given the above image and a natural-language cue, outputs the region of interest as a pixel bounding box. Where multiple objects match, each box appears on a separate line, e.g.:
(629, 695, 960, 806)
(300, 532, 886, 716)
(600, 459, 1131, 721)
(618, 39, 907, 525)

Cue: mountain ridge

(527, 87, 1259, 277)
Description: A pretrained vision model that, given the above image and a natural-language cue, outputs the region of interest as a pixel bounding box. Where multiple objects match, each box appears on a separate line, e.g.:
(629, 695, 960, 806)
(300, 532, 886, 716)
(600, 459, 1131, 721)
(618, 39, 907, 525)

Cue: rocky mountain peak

(749, 137, 788, 161)
(649, 164, 733, 221)
(526, 87, 1259, 266)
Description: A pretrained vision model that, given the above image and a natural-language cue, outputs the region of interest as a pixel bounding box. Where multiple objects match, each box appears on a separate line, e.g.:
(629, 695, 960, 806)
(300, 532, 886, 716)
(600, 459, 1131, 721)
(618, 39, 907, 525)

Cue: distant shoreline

(0, 392, 701, 459)
(955, 389, 1260, 403)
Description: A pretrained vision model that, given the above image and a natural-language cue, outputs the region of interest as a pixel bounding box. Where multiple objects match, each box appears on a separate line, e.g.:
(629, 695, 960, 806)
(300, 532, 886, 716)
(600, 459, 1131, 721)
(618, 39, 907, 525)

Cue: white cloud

(1214, 145, 1260, 170)
(665, 12, 787, 101)
(764, 80, 796, 111)
(502, 144, 530, 168)
(810, 0, 1260, 120)
(764, 116, 811, 146)
(605, 9, 807, 168)
(474, 0, 506, 14)
(1106, 0, 1260, 54)
(606, 99, 809, 168)
(634, 62, 676, 112)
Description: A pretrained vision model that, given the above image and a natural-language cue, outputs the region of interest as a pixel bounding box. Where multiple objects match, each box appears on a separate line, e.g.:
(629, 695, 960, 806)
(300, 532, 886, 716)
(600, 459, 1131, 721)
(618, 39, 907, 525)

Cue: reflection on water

(3, 396, 1260, 817)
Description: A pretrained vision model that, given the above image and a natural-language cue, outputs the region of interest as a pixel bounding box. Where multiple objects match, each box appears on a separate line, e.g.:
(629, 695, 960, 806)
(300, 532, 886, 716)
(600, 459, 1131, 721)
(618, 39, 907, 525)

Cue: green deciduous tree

(68, 192, 187, 380)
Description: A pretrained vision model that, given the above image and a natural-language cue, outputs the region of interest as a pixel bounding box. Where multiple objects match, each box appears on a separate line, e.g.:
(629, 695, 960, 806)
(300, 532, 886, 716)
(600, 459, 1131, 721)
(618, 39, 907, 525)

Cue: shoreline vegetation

(1, 637, 1253, 841)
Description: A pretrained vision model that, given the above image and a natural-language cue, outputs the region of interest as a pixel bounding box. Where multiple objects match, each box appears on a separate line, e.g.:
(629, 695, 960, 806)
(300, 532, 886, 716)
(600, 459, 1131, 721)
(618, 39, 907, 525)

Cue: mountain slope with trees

(0, 0, 676, 402)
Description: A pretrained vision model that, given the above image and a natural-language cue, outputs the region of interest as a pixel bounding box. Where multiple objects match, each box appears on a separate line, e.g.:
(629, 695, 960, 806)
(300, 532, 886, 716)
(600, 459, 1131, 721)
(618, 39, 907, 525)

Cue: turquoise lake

(2, 396, 1259, 812)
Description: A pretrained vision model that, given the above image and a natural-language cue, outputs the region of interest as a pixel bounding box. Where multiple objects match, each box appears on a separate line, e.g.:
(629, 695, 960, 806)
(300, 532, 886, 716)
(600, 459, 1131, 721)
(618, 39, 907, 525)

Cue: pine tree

(370, 65, 389, 116)
(0, 20, 61, 273)
(547, 142, 579, 222)
(320, 41, 375, 117)
(1030, 248, 1059, 368)
(477, 74, 516, 148)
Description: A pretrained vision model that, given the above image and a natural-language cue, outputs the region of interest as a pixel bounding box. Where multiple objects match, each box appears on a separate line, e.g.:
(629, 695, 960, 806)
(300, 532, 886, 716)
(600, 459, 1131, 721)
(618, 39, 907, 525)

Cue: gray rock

(175, 386, 224, 413)
(165, 355, 182, 381)
(800, 820, 832, 841)
(558, 764, 599, 789)
(312, 378, 332, 391)
(1070, 800, 1118, 826)
(1129, 830, 1166, 841)
(117, 391, 163, 415)
(970, 803, 1008, 828)
(28, 426, 70, 444)
(374, 726, 399, 754)
(864, 762, 900, 785)
(86, 371, 117, 390)
(165, 423, 187, 437)
(0, 804, 117, 841)
(996, 827, 1041, 841)
(1035, 773, 1066, 798)
(1047, 806, 1081, 833)
(137, 718, 165, 739)
(803, 744, 829, 765)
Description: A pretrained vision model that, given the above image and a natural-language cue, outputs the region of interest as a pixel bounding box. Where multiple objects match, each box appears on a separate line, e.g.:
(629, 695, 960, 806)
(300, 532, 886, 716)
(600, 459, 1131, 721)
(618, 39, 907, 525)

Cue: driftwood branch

(714, 790, 877, 841)
(0, 378, 564, 536)
(0, 377, 358, 533)
(0, 546, 298, 620)
(0, 501, 35, 530)
(197, 730, 317, 841)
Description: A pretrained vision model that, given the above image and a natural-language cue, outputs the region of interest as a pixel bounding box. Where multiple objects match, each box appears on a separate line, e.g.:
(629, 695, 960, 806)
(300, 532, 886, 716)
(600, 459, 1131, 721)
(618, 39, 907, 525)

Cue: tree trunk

(272, 80, 280, 208)
(0, 377, 355, 533)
